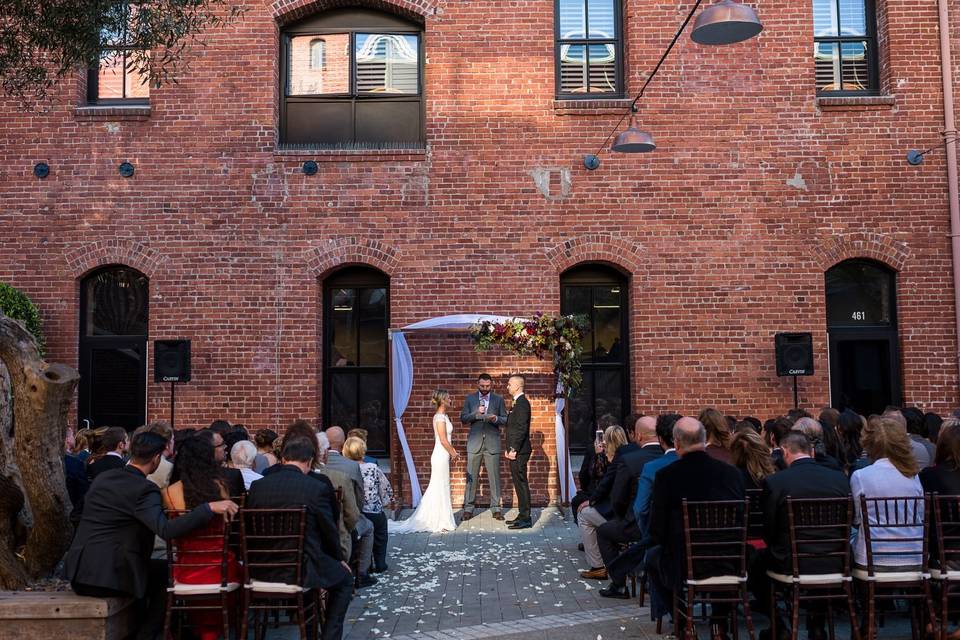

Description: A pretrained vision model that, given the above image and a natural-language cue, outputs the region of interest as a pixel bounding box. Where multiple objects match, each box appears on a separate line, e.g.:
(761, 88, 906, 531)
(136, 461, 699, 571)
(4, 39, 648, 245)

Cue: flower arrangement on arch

(468, 314, 587, 394)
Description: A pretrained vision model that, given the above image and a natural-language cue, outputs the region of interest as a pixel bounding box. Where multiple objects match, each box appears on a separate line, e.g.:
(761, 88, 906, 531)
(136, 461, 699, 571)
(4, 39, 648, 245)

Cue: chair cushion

(247, 580, 304, 594)
(851, 568, 927, 583)
(170, 582, 240, 595)
(929, 568, 958, 581)
(766, 571, 850, 585)
(686, 575, 746, 586)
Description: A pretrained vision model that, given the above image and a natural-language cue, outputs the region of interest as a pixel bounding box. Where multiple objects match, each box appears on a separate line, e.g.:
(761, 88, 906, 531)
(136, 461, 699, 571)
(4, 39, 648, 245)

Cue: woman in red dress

(163, 436, 241, 640)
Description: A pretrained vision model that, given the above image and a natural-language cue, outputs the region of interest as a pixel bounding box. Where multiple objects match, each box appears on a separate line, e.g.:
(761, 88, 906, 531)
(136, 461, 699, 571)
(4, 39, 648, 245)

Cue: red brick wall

(1, 0, 959, 506)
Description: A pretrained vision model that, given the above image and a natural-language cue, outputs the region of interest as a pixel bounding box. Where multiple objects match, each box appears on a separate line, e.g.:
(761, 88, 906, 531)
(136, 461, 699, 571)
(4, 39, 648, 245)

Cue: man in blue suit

(600, 413, 680, 598)
(460, 373, 508, 521)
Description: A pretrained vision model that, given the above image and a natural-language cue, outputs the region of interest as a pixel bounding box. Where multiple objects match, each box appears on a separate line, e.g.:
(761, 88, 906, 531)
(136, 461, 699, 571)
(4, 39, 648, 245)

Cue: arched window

(560, 263, 630, 451)
(323, 266, 389, 455)
(78, 265, 149, 429)
(309, 38, 326, 69)
(825, 259, 901, 414)
(281, 8, 424, 148)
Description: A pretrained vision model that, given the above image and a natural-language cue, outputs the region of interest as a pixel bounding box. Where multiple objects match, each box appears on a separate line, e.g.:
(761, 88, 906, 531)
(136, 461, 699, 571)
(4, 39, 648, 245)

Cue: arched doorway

(560, 263, 630, 451)
(78, 266, 149, 429)
(323, 266, 390, 455)
(825, 259, 901, 415)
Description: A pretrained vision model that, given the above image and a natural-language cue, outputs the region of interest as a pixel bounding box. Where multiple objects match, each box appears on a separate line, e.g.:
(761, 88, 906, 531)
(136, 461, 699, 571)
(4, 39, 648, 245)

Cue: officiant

(459, 373, 508, 521)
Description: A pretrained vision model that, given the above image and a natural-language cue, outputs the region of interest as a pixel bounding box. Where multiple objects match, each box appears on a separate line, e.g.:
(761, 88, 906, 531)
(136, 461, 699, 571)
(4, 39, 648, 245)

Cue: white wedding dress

(389, 412, 457, 534)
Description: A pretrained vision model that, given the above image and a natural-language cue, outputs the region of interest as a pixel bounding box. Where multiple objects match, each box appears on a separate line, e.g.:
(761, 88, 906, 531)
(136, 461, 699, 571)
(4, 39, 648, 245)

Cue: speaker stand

(792, 375, 799, 410)
(169, 382, 177, 430)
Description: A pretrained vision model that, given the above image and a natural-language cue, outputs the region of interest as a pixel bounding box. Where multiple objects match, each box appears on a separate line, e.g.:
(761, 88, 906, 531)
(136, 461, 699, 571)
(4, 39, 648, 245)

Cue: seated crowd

(574, 406, 960, 640)
(64, 419, 393, 640)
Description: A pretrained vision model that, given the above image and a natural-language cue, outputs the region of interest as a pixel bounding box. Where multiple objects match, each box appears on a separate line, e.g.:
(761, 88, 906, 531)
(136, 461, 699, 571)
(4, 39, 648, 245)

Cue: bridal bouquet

(469, 314, 587, 393)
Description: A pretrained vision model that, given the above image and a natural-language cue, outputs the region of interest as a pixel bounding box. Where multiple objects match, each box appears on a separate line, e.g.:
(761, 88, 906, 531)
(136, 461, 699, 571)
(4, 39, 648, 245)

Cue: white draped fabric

(390, 332, 422, 506)
(391, 313, 570, 509)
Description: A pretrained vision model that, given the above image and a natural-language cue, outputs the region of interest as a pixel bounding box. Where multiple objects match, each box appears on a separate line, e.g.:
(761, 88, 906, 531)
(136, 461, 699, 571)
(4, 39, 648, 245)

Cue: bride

(389, 389, 459, 533)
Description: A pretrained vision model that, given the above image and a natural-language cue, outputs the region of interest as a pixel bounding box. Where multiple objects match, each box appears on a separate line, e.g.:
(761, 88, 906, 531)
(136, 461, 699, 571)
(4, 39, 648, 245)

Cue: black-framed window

(79, 265, 149, 430)
(555, 0, 623, 98)
(813, 0, 878, 95)
(281, 8, 423, 148)
(560, 264, 630, 452)
(323, 266, 390, 455)
(86, 3, 150, 104)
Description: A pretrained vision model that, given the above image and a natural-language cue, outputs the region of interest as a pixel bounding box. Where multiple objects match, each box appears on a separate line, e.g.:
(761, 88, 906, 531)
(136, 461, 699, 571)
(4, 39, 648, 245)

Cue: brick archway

(304, 237, 401, 279)
(544, 233, 646, 277)
(64, 239, 167, 280)
(272, 0, 438, 25)
(813, 232, 911, 272)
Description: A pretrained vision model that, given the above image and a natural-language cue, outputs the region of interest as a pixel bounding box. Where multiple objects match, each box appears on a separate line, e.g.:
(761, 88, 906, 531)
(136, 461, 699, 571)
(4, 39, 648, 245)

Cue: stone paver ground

(271, 507, 916, 640)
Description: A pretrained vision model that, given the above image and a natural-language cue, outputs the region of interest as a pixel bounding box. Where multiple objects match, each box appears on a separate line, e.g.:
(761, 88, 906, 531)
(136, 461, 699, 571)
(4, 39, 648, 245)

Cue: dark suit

(649, 450, 745, 588)
(221, 466, 245, 497)
(749, 457, 851, 630)
(66, 465, 213, 640)
(760, 458, 850, 575)
(590, 442, 640, 519)
(597, 443, 663, 572)
(64, 454, 89, 526)
(86, 453, 124, 482)
(506, 394, 532, 520)
(66, 465, 213, 596)
(246, 465, 352, 640)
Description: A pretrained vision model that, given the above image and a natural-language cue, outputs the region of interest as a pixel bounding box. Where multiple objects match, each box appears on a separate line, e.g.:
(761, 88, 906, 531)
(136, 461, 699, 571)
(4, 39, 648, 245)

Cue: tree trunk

(0, 313, 79, 585)
(0, 361, 28, 589)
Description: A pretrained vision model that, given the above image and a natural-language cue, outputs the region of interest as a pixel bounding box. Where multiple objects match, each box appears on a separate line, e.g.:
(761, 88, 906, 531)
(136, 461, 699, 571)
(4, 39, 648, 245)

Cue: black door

(78, 266, 149, 430)
(825, 260, 901, 415)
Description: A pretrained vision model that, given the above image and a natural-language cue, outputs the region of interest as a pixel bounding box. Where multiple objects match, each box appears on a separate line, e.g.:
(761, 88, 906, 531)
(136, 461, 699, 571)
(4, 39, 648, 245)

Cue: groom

(505, 374, 532, 530)
(460, 373, 508, 521)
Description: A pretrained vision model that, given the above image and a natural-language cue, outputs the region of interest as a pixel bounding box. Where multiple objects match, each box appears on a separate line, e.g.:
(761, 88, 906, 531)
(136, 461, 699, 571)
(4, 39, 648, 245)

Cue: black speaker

(154, 340, 191, 383)
(775, 333, 814, 376)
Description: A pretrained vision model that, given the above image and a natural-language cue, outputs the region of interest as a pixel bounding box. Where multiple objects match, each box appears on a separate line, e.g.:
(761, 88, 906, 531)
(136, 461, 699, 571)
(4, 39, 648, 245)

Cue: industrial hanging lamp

(691, 0, 764, 45)
(584, 0, 762, 170)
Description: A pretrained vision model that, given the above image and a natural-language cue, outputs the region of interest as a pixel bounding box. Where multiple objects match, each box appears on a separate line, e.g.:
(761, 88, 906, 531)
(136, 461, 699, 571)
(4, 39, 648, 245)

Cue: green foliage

(0, 0, 244, 104)
(0, 282, 45, 356)
(470, 314, 588, 394)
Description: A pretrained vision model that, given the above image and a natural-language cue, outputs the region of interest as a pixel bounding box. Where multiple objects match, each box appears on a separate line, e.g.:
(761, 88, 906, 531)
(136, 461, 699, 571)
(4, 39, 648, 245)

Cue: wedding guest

(634, 413, 681, 538)
(764, 416, 793, 471)
(316, 432, 375, 586)
(74, 428, 93, 461)
(325, 426, 365, 507)
(66, 432, 237, 640)
(903, 407, 936, 468)
(921, 418, 960, 495)
(837, 409, 866, 472)
(748, 431, 850, 638)
(817, 408, 844, 463)
(578, 425, 634, 579)
(645, 417, 744, 631)
(193, 430, 245, 497)
(208, 419, 232, 435)
(883, 408, 931, 469)
(699, 407, 733, 464)
(347, 428, 378, 464)
(253, 429, 279, 472)
(144, 421, 175, 489)
(343, 436, 393, 573)
(729, 429, 775, 491)
(86, 427, 128, 481)
(222, 426, 249, 465)
(791, 417, 843, 471)
(229, 440, 263, 490)
(246, 436, 353, 640)
(161, 436, 240, 640)
(850, 415, 923, 571)
(572, 430, 612, 526)
(926, 412, 944, 446)
(64, 427, 88, 526)
(595, 417, 662, 574)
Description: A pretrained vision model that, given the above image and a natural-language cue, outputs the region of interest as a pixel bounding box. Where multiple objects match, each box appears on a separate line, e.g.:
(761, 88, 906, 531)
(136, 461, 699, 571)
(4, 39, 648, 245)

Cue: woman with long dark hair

(699, 407, 733, 464)
(837, 409, 866, 472)
(163, 437, 240, 640)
